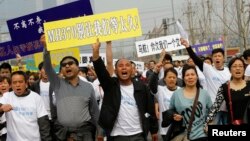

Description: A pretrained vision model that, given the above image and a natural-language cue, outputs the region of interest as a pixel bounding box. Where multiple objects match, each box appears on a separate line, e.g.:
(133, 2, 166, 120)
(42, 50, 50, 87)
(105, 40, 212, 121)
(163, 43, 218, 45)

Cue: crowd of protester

(0, 36, 249, 141)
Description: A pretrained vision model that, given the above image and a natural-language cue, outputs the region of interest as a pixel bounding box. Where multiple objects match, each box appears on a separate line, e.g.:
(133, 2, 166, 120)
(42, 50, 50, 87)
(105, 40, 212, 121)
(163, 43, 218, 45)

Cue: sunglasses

(61, 61, 75, 67)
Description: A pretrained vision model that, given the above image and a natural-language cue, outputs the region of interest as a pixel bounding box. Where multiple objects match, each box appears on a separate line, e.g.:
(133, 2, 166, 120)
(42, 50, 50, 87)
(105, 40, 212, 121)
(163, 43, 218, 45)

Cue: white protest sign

(113, 59, 144, 73)
(176, 20, 189, 43)
(172, 55, 189, 61)
(135, 34, 185, 57)
(79, 53, 106, 67)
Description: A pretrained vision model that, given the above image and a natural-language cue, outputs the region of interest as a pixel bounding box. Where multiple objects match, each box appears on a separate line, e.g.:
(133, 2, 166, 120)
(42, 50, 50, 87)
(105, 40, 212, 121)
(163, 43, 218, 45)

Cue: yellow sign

(34, 48, 80, 67)
(44, 8, 142, 51)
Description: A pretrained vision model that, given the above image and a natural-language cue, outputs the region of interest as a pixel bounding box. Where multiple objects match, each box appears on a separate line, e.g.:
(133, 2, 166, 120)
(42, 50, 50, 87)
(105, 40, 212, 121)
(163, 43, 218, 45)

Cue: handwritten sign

(34, 48, 80, 72)
(135, 34, 185, 57)
(79, 53, 106, 67)
(44, 8, 142, 51)
(7, 0, 93, 44)
(191, 40, 224, 56)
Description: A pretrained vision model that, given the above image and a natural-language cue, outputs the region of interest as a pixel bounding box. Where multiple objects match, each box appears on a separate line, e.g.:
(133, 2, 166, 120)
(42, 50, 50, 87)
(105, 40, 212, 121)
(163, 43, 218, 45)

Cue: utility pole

(185, 0, 195, 45)
(162, 18, 167, 36)
(236, 0, 245, 54)
(223, 0, 228, 61)
(207, 0, 213, 41)
(171, 0, 176, 33)
(201, 0, 207, 43)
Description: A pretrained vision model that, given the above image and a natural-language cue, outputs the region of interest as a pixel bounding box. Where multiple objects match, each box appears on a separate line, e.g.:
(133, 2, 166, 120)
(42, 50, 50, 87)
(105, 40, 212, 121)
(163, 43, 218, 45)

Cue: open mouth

(66, 70, 72, 73)
(121, 72, 128, 76)
(16, 88, 21, 92)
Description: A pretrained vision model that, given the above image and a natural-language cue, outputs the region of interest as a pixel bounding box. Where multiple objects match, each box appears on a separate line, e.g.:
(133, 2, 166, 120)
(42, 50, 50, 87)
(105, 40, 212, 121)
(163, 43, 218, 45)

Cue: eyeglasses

(61, 61, 75, 67)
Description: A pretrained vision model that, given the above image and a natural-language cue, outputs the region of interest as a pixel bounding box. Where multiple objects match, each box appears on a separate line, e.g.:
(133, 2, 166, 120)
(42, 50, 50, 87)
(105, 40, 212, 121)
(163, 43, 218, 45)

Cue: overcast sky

(0, 0, 227, 59)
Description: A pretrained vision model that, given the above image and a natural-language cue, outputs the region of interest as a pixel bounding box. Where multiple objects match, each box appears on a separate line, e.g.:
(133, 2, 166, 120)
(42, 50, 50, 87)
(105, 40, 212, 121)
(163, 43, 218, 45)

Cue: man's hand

(106, 41, 112, 46)
(92, 38, 101, 61)
(16, 54, 22, 62)
(151, 133, 158, 141)
(1, 104, 13, 112)
(180, 38, 190, 48)
(153, 62, 162, 74)
(40, 34, 47, 49)
(92, 38, 101, 51)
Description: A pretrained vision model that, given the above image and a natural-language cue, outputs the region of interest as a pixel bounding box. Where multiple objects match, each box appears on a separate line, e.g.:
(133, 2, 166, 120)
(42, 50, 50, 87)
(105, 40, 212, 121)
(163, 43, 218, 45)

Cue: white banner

(79, 53, 106, 67)
(135, 34, 185, 57)
(172, 55, 189, 61)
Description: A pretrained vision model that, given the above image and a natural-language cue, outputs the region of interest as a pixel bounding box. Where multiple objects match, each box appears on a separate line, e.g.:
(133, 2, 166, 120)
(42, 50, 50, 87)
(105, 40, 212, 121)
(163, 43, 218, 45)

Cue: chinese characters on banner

(0, 40, 42, 61)
(44, 8, 142, 51)
(135, 34, 185, 57)
(191, 40, 224, 56)
(1, 0, 92, 61)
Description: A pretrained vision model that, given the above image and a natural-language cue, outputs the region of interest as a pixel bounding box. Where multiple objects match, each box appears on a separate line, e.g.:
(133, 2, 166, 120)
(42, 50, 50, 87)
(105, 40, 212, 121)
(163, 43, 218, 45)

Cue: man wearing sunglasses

(40, 35, 99, 141)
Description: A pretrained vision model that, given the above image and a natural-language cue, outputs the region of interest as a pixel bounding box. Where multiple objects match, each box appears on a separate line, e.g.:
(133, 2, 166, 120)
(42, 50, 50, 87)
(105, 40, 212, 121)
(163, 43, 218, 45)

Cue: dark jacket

(93, 57, 158, 137)
(221, 81, 250, 124)
(30, 80, 57, 121)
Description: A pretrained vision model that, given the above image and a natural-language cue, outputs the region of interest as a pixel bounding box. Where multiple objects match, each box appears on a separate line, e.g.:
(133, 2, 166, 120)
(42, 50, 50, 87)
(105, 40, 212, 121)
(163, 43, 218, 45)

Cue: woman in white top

(149, 62, 179, 141)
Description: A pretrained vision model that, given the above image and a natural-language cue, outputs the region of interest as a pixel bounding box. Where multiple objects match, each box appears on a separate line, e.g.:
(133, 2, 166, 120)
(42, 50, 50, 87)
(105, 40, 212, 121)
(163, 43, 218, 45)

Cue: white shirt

(155, 86, 180, 135)
(0, 91, 48, 141)
(0, 94, 7, 136)
(202, 63, 231, 102)
(93, 79, 104, 109)
(245, 64, 250, 76)
(196, 66, 207, 90)
(111, 84, 142, 136)
(39, 81, 51, 119)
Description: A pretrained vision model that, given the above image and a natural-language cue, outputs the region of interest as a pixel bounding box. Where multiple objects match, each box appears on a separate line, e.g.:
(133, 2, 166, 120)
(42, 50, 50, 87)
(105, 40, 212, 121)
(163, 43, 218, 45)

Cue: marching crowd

(0, 35, 249, 141)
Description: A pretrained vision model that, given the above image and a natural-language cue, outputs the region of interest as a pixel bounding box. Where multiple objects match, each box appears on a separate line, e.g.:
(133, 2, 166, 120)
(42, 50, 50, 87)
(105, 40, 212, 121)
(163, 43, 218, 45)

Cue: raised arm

(148, 62, 162, 94)
(16, 54, 23, 71)
(181, 38, 204, 71)
(106, 41, 114, 76)
(92, 39, 113, 91)
(40, 34, 60, 90)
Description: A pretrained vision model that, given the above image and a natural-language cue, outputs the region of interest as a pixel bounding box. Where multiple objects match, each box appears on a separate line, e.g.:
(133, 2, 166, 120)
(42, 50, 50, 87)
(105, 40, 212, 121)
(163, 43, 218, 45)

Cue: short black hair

(164, 67, 177, 78)
(243, 49, 250, 60)
(228, 57, 246, 71)
(212, 48, 224, 56)
(204, 57, 213, 64)
(38, 62, 44, 70)
(11, 71, 28, 83)
(182, 64, 202, 88)
(0, 76, 11, 84)
(115, 58, 132, 69)
(60, 56, 79, 67)
(0, 62, 12, 73)
(79, 67, 88, 74)
(163, 54, 172, 63)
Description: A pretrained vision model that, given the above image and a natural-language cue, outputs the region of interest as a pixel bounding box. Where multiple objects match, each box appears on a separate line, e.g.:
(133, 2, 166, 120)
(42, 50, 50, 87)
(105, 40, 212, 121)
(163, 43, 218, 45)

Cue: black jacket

(93, 57, 158, 137)
(30, 80, 57, 121)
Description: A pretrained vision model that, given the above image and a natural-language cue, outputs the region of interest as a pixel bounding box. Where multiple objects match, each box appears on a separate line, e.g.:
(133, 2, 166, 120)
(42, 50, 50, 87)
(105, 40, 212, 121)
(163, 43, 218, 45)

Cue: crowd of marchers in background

(0, 36, 249, 141)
